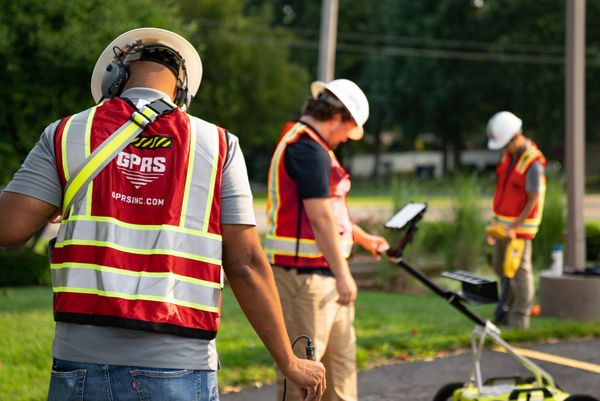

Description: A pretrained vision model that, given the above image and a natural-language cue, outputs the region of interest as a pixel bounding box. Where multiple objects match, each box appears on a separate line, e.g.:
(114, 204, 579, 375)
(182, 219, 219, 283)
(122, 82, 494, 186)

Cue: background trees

(0, 0, 187, 183)
(2, 0, 600, 185)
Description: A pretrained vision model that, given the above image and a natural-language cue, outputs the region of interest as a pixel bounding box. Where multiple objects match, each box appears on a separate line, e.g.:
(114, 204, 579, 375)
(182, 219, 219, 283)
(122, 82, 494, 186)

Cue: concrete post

(565, 0, 586, 271)
(318, 0, 339, 82)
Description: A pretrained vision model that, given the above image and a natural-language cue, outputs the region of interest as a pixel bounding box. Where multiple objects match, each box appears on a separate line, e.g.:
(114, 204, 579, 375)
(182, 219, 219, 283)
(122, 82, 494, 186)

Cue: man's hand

(506, 226, 517, 240)
(352, 224, 389, 260)
(283, 358, 326, 401)
(335, 270, 357, 305)
(48, 207, 63, 224)
(358, 232, 389, 260)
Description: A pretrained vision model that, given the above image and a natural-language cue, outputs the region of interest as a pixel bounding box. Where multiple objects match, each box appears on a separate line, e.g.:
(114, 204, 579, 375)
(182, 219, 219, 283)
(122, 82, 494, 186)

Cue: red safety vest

(264, 121, 353, 268)
(492, 142, 546, 239)
(50, 97, 227, 339)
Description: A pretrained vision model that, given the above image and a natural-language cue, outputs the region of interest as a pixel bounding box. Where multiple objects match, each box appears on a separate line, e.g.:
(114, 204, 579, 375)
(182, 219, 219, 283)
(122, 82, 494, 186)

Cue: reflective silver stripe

(52, 265, 220, 312)
(263, 235, 353, 258)
(181, 118, 220, 231)
(63, 108, 95, 216)
(56, 219, 222, 263)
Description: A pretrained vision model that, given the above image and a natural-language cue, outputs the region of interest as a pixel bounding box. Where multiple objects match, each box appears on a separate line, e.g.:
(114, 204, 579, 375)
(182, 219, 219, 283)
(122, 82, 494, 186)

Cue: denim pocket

(131, 369, 197, 401)
(47, 368, 86, 401)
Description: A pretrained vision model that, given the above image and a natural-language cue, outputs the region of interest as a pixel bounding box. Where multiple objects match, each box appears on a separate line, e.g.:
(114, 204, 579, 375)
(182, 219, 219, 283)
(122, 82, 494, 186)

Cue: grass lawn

(2, 286, 600, 400)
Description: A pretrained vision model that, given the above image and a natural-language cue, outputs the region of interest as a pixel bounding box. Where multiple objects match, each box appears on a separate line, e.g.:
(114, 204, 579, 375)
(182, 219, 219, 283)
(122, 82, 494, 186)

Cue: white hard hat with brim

(90, 27, 202, 104)
(311, 79, 369, 140)
(486, 111, 522, 150)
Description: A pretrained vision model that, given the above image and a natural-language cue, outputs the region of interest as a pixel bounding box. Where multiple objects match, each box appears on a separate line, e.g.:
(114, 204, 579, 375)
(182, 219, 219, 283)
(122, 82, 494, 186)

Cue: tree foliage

(4, 0, 600, 185)
(181, 0, 309, 180)
(0, 0, 186, 184)
(0, 0, 308, 184)
(249, 0, 600, 173)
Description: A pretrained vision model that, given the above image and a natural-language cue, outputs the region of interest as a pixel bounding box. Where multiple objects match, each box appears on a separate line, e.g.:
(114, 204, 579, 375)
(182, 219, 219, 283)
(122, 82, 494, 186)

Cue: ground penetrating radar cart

(384, 203, 598, 401)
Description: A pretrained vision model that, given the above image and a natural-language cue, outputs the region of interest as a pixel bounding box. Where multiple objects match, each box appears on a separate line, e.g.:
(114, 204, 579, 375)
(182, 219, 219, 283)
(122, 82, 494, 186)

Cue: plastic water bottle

(550, 244, 563, 276)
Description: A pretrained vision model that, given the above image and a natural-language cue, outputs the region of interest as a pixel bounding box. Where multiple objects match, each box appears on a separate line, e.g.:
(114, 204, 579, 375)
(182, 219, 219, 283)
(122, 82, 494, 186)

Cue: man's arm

(506, 192, 540, 239)
(0, 192, 58, 246)
(303, 198, 357, 305)
(222, 224, 325, 401)
(506, 160, 544, 239)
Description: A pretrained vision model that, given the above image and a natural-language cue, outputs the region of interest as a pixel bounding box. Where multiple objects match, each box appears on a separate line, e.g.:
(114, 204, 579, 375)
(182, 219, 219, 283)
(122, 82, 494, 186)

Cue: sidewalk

(220, 338, 600, 400)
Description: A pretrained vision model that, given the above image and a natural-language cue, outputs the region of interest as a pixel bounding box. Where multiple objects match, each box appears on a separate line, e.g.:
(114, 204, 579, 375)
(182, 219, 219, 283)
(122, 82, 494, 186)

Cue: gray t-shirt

(4, 88, 256, 370)
(525, 160, 544, 194)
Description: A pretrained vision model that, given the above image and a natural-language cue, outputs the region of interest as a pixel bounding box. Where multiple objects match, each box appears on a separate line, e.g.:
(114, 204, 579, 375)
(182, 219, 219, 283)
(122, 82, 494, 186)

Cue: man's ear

(332, 113, 344, 123)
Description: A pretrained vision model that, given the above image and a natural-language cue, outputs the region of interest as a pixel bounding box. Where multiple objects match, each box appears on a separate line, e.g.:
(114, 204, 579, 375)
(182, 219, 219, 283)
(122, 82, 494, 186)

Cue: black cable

(282, 335, 315, 401)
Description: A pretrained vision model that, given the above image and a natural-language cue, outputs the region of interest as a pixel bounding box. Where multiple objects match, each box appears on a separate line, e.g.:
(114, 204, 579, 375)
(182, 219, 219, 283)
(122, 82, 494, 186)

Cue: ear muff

(174, 87, 191, 110)
(100, 44, 191, 108)
(101, 61, 129, 99)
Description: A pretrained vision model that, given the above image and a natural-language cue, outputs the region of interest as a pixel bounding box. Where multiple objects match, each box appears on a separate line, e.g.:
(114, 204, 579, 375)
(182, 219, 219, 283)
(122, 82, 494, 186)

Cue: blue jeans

(47, 358, 219, 401)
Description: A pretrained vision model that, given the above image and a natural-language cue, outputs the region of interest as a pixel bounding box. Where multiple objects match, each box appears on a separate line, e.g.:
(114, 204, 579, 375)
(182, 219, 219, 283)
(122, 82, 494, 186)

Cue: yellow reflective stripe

(53, 287, 219, 313)
(141, 107, 156, 119)
(493, 213, 542, 225)
(131, 108, 157, 127)
(203, 130, 219, 232)
(516, 148, 541, 174)
(264, 234, 319, 245)
(264, 247, 352, 258)
(263, 248, 321, 258)
(264, 234, 353, 258)
(64, 214, 222, 240)
(84, 106, 98, 216)
(61, 116, 75, 181)
(265, 234, 353, 247)
(51, 262, 222, 289)
(180, 119, 196, 227)
(494, 218, 541, 227)
(54, 239, 222, 266)
(63, 121, 142, 215)
(517, 227, 539, 234)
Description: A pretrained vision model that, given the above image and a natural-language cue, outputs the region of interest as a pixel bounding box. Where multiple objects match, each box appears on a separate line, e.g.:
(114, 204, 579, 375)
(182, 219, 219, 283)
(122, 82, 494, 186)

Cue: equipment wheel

(564, 396, 599, 401)
(432, 383, 463, 401)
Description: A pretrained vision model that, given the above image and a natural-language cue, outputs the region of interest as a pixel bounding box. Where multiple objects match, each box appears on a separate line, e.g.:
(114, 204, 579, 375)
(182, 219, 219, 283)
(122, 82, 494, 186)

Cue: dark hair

(301, 90, 352, 122)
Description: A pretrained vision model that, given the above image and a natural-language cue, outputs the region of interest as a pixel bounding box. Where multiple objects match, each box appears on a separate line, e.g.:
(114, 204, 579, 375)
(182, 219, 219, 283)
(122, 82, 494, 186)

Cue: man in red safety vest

(266, 79, 389, 401)
(0, 27, 324, 401)
(486, 111, 546, 329)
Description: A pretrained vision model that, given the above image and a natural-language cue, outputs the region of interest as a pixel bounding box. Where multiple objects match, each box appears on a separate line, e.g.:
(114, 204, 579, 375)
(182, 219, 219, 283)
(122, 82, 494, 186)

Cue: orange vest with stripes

(51, 97, 227, 339)
(265, 121, 353, 268)
(493, 142, 546, 240)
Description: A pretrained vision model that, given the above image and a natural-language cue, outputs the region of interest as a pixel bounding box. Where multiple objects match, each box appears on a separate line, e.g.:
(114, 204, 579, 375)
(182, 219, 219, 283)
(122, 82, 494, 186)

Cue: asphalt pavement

(220, 338, 600, 401)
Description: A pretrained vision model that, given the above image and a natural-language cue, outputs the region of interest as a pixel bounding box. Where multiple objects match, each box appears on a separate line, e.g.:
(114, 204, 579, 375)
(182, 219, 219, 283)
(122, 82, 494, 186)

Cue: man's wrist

(330, 261, 351, 278)
(278, 353, 300, 376)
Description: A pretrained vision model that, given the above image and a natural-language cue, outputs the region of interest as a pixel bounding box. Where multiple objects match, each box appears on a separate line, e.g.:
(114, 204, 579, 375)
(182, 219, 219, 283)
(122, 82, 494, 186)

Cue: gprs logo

(116, 152, 166, 189)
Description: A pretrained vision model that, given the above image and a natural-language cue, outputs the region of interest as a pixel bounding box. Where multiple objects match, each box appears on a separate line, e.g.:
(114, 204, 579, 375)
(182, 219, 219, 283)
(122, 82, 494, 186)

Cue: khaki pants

(493, 239, 534, 328)
(273, 267, 357, 401)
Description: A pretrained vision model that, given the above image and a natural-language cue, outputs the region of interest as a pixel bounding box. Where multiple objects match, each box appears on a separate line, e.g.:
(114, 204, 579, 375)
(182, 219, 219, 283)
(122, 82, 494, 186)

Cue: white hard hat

(90, 27, 202, 104)
(486, 111, 522, 150)
(311, 79, 369, 140)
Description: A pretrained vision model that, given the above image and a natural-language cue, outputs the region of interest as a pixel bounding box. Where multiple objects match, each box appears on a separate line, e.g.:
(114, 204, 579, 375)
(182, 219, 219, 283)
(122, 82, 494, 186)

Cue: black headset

(100, 42, 191, 109)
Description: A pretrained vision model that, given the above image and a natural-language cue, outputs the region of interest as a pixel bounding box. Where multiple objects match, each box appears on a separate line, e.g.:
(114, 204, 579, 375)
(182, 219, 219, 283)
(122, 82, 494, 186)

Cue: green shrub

(389, 176, 427, 211)
(533, 172, 566, 270)
(445, 173, 487, 271)
(0, 248, 50, 286)
(586, 221, 600, 262)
